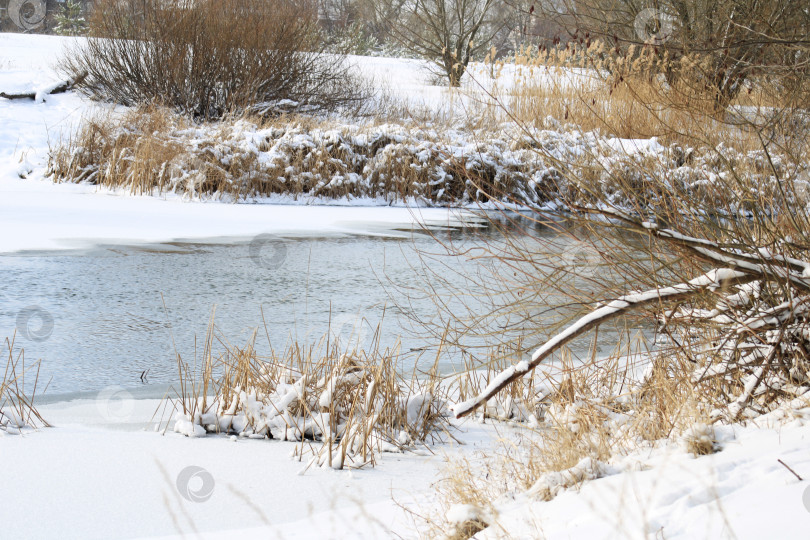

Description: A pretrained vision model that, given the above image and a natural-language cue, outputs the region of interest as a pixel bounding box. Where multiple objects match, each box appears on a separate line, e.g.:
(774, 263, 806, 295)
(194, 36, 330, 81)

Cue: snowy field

(3, 33, 810, 540)
(2, 399, 500, 539)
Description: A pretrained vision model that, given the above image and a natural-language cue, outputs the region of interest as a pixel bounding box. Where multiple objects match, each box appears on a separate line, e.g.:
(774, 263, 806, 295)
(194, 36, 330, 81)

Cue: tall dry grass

(47, 105, 553, 205)
(417, 338, 723, 538)
(1, 334, 48, 434)
(498, 42, 802, 151)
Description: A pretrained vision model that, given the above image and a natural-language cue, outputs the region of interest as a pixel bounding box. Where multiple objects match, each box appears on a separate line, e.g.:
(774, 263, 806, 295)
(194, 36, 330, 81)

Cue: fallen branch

(0, 72, 87, 102)
(451, 268, 753, 418)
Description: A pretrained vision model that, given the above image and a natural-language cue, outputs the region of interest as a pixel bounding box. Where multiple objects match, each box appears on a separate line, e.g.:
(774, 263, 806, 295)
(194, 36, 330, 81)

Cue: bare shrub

(409, 27, 810, 427)
(60, 0, 367, 120)
(443, 150, 810, 425)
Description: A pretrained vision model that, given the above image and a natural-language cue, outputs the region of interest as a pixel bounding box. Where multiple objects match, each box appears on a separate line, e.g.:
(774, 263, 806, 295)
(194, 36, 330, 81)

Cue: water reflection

(0, 230, 478, 394)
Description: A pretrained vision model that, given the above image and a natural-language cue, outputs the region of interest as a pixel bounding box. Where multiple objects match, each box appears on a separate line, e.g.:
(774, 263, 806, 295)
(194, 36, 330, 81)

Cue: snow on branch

(594, 207, 810, 291)
(0, 72, 87, 102)
(451, 268, 753, 419)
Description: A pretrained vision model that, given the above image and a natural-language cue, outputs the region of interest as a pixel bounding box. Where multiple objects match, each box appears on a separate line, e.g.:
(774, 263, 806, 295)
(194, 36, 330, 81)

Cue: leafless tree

(391, 0, 508, 86)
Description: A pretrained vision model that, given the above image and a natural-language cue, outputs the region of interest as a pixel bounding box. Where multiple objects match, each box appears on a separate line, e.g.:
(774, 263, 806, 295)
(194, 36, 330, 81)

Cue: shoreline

(0, 174, 481, 254)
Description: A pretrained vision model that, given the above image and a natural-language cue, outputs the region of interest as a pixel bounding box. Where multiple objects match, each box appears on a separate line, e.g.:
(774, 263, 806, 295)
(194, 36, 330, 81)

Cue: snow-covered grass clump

(454, 402, 810, 540)
(48, 106, 558, 206)
(419, 345, 810, 538)
(47, 103, 810, 214)
(162, 328, 450, 470)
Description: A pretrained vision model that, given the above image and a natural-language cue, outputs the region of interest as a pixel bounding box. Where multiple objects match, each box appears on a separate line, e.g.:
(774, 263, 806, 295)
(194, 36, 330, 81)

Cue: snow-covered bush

(47, 107, 556, 205)
(680, 422, 720, 456)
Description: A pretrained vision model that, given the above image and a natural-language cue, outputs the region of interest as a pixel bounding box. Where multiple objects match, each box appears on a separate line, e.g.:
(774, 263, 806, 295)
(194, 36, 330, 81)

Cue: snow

(2, 394, 807, 539)
(0, 396, 499, 539)
(0, 175, 474, 253)
(446, 503, 486, 524)
(478, 417, 810, 539)
(600, 136, 666, 156)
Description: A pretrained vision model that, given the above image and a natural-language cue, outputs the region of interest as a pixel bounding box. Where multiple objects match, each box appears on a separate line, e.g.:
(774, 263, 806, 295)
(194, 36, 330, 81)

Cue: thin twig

(777, 459, 803, 481)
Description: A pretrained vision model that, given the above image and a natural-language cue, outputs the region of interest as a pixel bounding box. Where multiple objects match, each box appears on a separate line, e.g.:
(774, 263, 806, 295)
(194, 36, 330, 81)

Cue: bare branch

(452, 268, 754, 418)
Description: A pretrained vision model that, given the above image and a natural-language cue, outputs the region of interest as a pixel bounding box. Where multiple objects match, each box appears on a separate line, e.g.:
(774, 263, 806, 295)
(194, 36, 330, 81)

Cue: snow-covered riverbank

(0, 33, 478, 254)
(2, 395, 808, 539)
(2, 397, 462, 539)
(0, 174, 476, 253)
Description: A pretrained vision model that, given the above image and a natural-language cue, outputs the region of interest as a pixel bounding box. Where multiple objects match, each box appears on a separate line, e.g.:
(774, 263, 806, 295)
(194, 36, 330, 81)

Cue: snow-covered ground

(3, 33, 810, 540)
(1, 399, 482, 539)
(478, 413, 810, 539)
(4, 397, 810, 539)
(0, 175, 475, 252)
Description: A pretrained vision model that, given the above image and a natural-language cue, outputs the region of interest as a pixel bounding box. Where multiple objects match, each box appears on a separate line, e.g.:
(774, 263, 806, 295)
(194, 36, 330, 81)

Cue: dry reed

(1, 334, 48, 434)
(160, 315, 452, 470)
